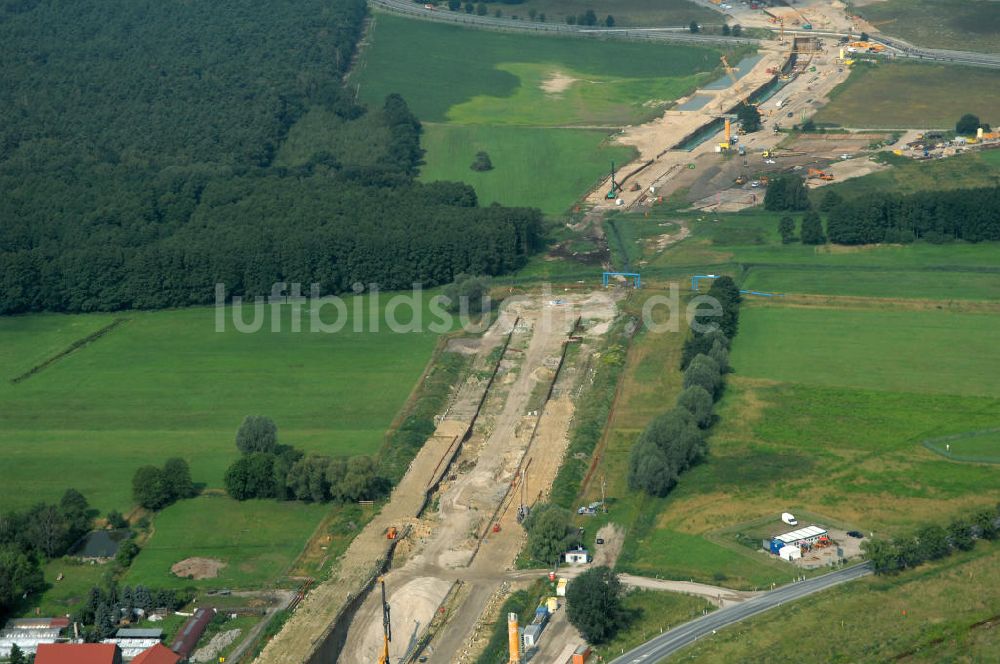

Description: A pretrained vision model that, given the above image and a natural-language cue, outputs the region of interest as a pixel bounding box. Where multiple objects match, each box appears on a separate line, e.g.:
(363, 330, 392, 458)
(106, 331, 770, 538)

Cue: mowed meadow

(350, 14, 731, 213)
(0, 297, 444, 514)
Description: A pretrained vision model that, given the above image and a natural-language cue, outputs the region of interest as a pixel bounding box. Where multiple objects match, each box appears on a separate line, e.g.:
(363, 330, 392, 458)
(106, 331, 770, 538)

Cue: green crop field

(733, 307, 1000, 397)
(813, 62, 1000, 129)
(511, 0, 718, 29)
(351, 13, 730, 212)
(854, 0, 1000, 53)
(124, 495, 328, 589)
(0, 298, 443, 513)
(419, 125, 634, 214)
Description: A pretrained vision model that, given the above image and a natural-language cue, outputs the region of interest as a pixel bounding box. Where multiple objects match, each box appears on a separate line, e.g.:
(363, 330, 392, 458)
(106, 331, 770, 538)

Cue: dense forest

(0, 0, 542, 314)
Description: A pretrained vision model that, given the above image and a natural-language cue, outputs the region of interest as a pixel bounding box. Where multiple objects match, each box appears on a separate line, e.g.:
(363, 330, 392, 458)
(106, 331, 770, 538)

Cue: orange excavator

(807, 168, 834, 181)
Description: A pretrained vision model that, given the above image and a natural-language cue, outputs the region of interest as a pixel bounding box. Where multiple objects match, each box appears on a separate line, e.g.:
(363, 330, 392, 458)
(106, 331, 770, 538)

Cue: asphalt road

(609, 562, 873, 664)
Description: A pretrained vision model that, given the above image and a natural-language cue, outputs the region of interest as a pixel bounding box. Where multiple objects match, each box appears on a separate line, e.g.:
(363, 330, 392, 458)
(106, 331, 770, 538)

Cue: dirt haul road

(341, 292, 617, 664)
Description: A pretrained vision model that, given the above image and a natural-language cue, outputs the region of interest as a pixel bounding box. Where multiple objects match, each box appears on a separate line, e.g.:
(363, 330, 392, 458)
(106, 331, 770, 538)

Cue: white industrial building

(774, 525, 827, 547)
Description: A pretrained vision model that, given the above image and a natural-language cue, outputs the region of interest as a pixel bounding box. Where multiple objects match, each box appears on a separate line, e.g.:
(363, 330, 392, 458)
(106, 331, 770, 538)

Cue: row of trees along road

(628, 277, 741, 497)
(224, 416, 387, 502)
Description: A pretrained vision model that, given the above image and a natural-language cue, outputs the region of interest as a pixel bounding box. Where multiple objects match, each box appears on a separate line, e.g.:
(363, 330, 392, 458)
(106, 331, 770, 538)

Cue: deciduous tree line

(862, 503, 1000, 574)
(628, 277, 741, 497)
(825, 186, 1000, 245)
(767, 175, 1000, 246)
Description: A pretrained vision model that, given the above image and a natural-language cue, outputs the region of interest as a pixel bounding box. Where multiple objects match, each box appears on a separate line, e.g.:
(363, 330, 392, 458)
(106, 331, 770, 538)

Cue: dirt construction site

(254, 291, 618, 664)
(584, 34, 894, 213)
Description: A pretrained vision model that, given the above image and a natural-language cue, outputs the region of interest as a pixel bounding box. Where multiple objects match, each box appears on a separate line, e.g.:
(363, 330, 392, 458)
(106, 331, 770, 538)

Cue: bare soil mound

(171, 557, 226, 580)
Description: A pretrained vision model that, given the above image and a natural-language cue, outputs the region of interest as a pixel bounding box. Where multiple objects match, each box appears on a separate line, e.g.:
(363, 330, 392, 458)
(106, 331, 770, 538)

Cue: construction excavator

(807, 167, 834, 181)
(378, 577, 392, 664)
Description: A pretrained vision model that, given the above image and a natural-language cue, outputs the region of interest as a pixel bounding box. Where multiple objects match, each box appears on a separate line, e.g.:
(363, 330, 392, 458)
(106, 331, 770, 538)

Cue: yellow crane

(378, 577, 392, 664)
(717, 56, 744, 149)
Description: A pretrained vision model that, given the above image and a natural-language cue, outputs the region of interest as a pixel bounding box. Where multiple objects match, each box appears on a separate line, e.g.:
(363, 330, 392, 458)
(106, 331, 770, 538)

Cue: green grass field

(419, 125, 634, 214)
(349, 14, 730, 212)
(510, 0, 718, 28)
(353, 14, 723, 125)
(0, 313, 117, 382)
(0, 299, 442, 513)
(733, 307, 1000, 397)
(591, 589, 715, 661)
(813, 63, 1000, 129)
(682, 544, 1000, 661)
(612, 303, 1000, 586)
(855, 0, 1000, 53)
(818, 152, 1000, 200)
(587, 204, 1000, 590)
(924, 429, 1000, 463)
(742, 267, 1000, 300)
(124, 495, 328, 589)
(601, 206, 1000, 300)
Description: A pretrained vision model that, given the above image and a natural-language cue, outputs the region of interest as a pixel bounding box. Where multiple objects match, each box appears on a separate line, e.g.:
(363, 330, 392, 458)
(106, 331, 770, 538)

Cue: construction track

(254, 293, 617, 664)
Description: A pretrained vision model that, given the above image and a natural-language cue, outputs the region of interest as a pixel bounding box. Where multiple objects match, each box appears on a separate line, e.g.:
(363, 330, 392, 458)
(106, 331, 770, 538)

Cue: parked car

(847, 530, 864, 539)
(596, 538, 605, 545)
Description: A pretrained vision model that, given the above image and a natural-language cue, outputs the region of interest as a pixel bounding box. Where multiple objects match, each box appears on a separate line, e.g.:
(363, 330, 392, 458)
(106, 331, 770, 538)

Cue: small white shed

(564, 549, 590, 565)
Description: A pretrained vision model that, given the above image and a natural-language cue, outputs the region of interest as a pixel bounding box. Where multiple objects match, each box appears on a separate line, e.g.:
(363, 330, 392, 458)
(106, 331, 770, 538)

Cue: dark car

(847, 530, 864, 539)
(596, 538, 605, 545)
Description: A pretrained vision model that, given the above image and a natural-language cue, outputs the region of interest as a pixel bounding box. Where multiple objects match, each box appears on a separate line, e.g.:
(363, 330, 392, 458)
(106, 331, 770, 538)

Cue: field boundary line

(10, 317, 128, 384)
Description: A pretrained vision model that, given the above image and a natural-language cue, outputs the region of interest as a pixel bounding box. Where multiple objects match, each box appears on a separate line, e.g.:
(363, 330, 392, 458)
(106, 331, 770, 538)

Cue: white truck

(781, 512, 798, 526)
